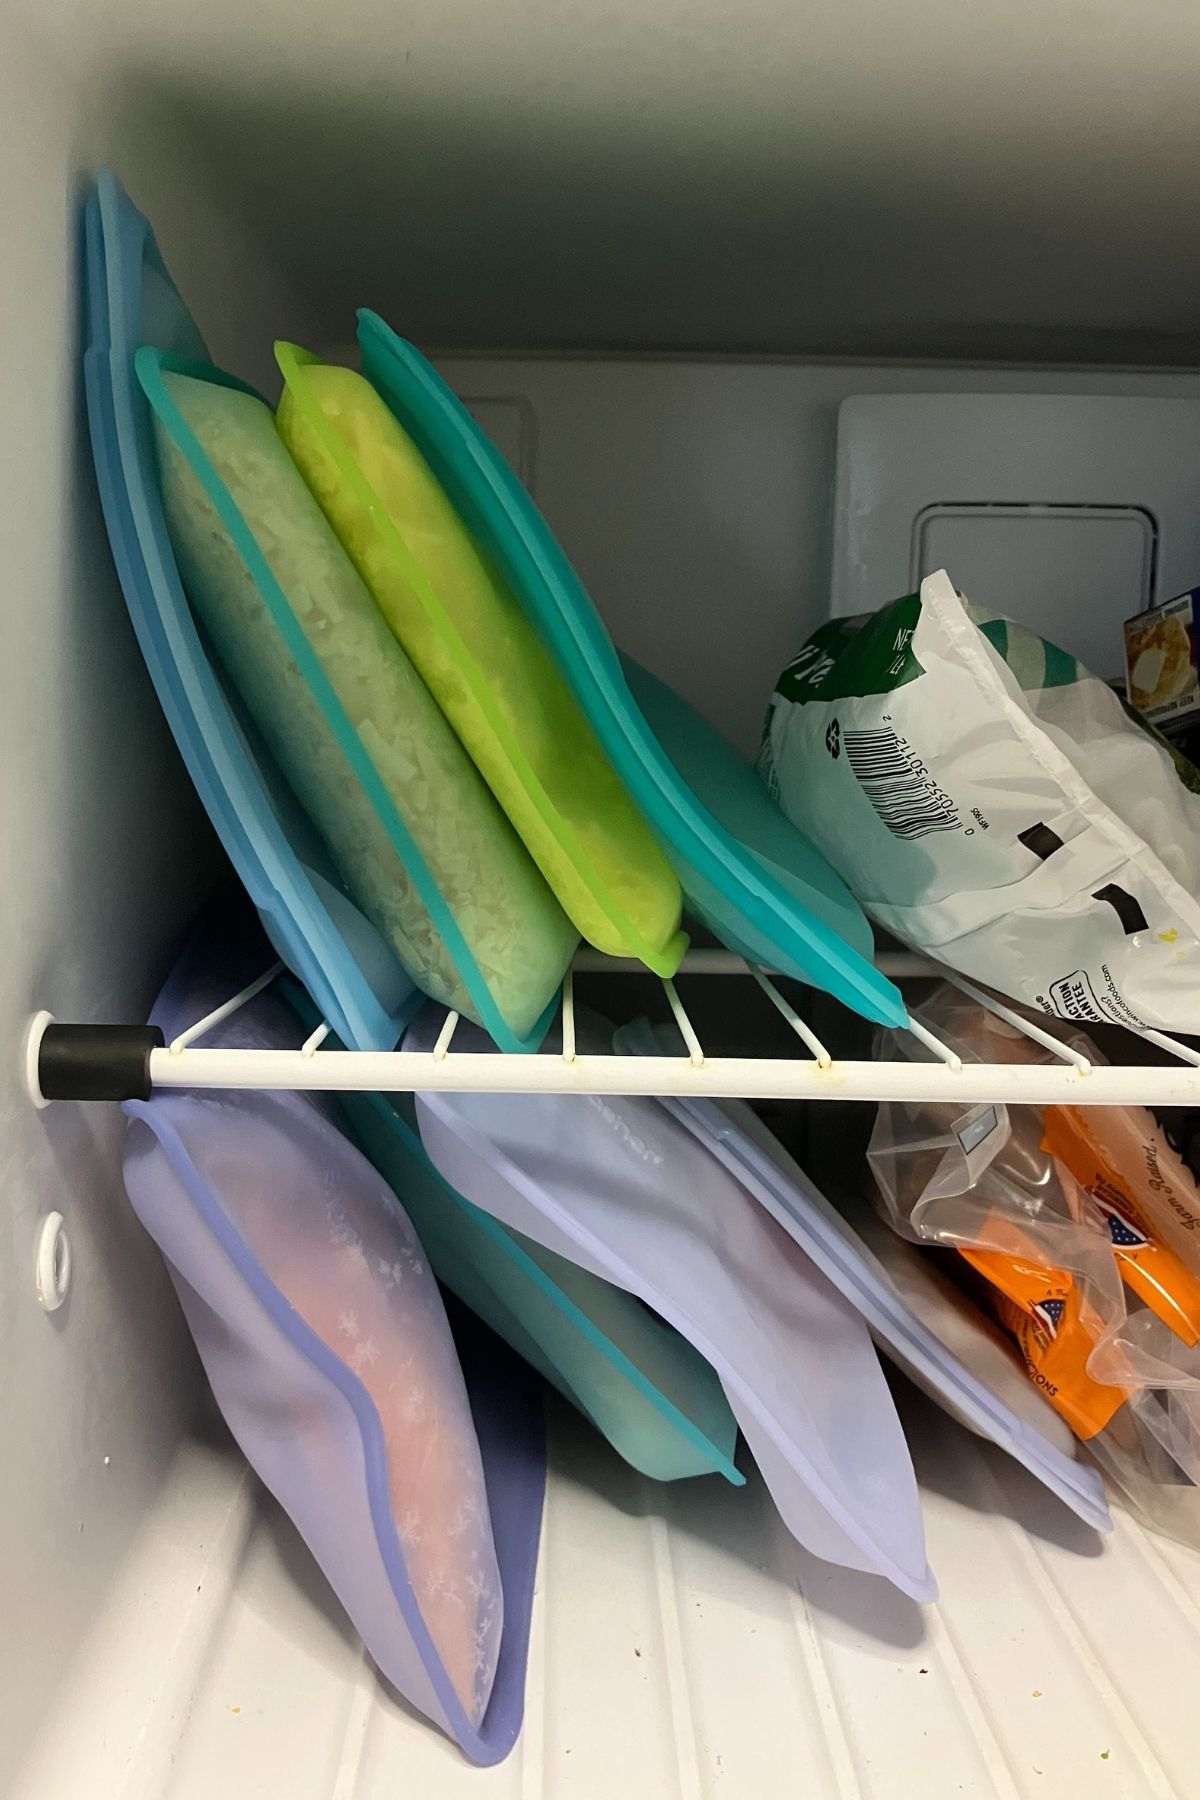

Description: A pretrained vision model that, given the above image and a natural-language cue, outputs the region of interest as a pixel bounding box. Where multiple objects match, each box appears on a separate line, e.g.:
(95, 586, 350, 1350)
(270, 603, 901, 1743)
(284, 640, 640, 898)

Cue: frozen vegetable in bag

(350, 310, 905, 1029)
(121, 915, 545, 1761)
(140, 351, 576, 1050)
(274, 343, 686, 976)
(762, 568, 1200, 1033)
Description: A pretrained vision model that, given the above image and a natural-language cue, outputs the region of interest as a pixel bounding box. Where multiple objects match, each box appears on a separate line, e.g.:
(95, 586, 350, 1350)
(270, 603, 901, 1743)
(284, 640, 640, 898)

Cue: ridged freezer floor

(21, 1385, 1200, 1800)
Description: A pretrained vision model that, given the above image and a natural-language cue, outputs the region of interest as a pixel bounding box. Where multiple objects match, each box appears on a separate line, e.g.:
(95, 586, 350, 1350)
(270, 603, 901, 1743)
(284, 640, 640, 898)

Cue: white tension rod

(137, 1044, 1200, 1106)
(26, 945, 1200, 1108)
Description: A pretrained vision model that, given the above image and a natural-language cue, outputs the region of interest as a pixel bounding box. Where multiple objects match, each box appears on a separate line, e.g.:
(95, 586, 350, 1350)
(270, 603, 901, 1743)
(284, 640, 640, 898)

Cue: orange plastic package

(958, 1224, 1127, 1441)
(957, 1224, 1200, 1547)
(1045, 1106, 1200, 1345)
(870, 981, 1200, 1545)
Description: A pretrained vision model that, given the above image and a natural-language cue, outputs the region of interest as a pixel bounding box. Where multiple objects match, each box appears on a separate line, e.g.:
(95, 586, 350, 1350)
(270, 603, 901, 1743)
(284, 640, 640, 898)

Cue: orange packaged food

(958, 1225, 1128, 1441)
(1043, 1109, 1200, 1348)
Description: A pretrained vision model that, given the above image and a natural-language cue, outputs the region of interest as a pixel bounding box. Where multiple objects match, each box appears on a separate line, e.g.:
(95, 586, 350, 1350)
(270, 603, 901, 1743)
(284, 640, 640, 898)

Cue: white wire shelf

(26, 947, 1200, 1107)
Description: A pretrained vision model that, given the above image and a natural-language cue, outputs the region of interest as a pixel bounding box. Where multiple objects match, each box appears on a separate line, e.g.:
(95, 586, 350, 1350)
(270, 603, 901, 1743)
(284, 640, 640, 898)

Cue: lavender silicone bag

(617, 1019, 1111, 1534)
(121, 919, 545, 1763)
(408, 1007, 934, 1600)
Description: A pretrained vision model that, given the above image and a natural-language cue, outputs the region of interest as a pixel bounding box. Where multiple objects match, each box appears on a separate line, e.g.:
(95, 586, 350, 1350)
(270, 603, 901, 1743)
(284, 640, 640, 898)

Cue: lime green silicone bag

(275, 343, 686, 977)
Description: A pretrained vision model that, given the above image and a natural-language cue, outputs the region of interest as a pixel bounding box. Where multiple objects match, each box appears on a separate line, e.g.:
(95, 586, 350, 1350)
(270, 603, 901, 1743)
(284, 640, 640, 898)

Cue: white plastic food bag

(761, 569, 1200, 1032)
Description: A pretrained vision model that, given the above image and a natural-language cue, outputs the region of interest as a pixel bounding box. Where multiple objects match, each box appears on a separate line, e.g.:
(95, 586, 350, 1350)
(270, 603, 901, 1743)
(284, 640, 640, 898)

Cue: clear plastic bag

(870, 983, 1200, 1545)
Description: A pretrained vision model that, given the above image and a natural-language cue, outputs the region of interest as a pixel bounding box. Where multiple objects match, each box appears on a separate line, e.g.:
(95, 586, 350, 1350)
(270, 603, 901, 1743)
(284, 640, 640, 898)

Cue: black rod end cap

(38, 1025, 164, 1103)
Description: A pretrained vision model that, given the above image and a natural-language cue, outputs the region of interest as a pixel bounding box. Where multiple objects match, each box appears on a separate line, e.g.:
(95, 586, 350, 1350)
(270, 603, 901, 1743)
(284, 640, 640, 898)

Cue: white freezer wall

(20, 0, 1200, 367)
(0, 23, 326, 1788)
(6, 0, 1200, 1782)
(433, 356, 1200, 755)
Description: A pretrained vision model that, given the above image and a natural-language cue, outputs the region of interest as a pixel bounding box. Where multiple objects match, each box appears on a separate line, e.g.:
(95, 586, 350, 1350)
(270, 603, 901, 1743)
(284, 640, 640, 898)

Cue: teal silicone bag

(283, 992, 741, 1483)
(620, 656, 878, 963)
(138, 349, 577, 1052)
(356, 310, 906, 1029)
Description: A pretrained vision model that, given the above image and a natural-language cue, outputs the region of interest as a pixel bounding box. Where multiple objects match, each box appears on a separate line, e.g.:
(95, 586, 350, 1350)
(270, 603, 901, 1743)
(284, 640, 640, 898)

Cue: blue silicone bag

(618, 1020, 1112, 1534)
(356, 310, 906, 1029)
(122, 915, 545, 1763)
(83, 170, 416, 1049)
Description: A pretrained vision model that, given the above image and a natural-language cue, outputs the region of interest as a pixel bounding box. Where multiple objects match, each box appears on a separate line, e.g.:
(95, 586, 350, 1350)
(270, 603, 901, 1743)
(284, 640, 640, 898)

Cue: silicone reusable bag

(139, 350, 577, 1051)
(336, 1095, 740, 1484)
(408, 1007, 933, 1599)
(280, 982, 739, 1482)
(618, 1021, 1112, 1534)
(275, 345, 685, 976)
(356, 310, 905, 1029)
(82, 169, 416, 1051)
(621, 657, 876, 962)
(121, 922, 545, 1763)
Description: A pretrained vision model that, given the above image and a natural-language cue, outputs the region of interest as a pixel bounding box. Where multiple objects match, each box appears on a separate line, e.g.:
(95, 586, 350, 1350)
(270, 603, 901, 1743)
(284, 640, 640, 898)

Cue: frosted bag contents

(84, 169, 416, 1051)
(870, 984, 1200, 1544)
(761, 568, 1200, 1033)
(141, 351, 576, 1050)
(280, 990, 743, 1486)
(121, 915, 547, 1763)
(275, 344, 686, 977)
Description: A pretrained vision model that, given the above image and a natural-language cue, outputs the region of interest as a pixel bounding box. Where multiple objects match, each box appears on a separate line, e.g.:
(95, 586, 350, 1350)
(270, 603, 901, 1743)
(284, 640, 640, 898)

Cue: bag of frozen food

(869, 984, 1200, 1544)
(1044, 1102, 1200, 1281)
(140, 348, 576, 1051)
(954, 1221, 1200, 1549)
(275, 343, 686, 978)
(761, 568, 1200, 1033)
(122, 909, 546, 1762)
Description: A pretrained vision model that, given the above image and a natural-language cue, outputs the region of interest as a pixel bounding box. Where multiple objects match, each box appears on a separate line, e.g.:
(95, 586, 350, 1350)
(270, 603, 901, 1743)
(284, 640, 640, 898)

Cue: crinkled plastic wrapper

(870, 982, 1200, 1546)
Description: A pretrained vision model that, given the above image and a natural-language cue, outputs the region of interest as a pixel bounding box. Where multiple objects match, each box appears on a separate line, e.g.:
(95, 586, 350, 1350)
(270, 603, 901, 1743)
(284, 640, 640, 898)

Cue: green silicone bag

(139, 350, 577, 1050)
(275, 343, 686, 977)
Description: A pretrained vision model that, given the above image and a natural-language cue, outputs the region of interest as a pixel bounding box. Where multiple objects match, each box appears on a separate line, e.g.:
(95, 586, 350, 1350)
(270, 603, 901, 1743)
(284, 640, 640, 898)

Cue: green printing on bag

(975, 614, 1080, 692)
(774, 594, 925, 705)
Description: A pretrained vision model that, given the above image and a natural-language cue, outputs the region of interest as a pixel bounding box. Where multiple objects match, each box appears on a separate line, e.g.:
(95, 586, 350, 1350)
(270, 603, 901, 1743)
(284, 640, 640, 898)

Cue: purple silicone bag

(408, 1004, 934, 1602)
(121, 912, 545, 1763)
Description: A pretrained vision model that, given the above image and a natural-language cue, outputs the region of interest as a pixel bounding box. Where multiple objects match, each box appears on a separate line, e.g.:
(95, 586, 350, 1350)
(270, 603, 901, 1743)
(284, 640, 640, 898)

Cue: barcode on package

(844, 726, 961, 840)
